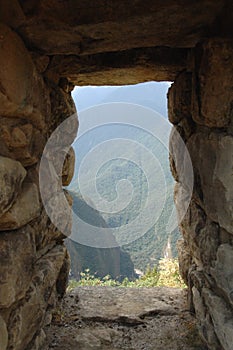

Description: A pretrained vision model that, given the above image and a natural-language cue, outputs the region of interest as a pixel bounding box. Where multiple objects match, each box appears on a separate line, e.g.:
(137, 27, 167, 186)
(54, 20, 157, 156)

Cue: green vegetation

(67, 258, 186, 291)
(68, 123, 182, 277)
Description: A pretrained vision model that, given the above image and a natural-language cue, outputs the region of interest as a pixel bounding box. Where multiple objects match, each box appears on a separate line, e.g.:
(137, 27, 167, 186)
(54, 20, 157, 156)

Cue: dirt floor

(45, 286, 207, 350)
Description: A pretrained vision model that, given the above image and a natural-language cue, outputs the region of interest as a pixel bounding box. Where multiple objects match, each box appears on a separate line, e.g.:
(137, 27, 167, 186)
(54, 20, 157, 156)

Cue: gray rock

(203, 287, 233, 350)
(192, 287, 220, 350)
(6, 245, 68, 350)
(62, 147, 75, 186)
(0, 228, 35, 308)
(0, 315, 8, 350)
(71, 286, 186, 323)
(180, 199, 219, 271)
(30, 330, 47, 350)
(211, 244, 233, 308)
(187, 132, 233, 233)
(177, 239, 191, 285)
(45, 286, 206, 350)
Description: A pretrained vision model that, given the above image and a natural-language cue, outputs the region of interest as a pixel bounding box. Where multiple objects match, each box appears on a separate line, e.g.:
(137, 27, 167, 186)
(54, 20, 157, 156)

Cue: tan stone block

(0, 24, 50, 128)
(0, 183, 41, 231)
(0, 120, 45, 166)
(0, 228, 35, 308)
(192, 39, 233, 128)
(0, 0, 25, 28)
(0, 315, 8, 350)
(6, 245, 68, 350)
(168, 71, 192, 125)
(62, 147, 75, 186)
(0, 156, 26, 215)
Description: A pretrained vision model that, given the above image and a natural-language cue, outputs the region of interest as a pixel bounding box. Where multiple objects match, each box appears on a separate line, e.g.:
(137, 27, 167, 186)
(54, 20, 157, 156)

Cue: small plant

(78, 269, 103, 286)
(67, 259, 186, 291)
(157, 258, 186, 288)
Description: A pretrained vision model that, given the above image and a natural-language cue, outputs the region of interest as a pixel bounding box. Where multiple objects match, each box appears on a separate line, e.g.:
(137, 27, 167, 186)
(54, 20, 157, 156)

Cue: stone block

(0, 119, 46, 166)
(0, 183, 40, 231)
(203, 287, 233, 350)
(0, 0, 25, 28)
(192, 39, 233, 128)
(211, 244, 233, 308)
(62, 147, 75, 186)
(6, 245, 68, 350)
(180, 200, 219, 271)
(0, 228, 35, 308)
(169, 126, 194, 193)
(49, 82, 77, 133)
(168, 71, 192, 124)
(0, 315, 8, 350)
(43, 191, 73, 239)
(0, 24, 50, 128)
(192, 287, 220, 350)
(177, 239, 192, 285)
(34, 209, 67, 251)
(0, 156, 26, 215)
(187, 132, 233, 233)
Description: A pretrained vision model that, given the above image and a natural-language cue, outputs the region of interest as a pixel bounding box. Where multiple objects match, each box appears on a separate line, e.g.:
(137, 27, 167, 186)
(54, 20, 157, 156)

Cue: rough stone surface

(177, 239, 192, 286)
(47, 47, 188, 85)
(0, 156, 26, 215)
(45, 286, 207, 350)
(192, 287, 221, 350)
(34, 208, 68, 252)
(192, 39, 233, 128)
(0, 183, 40, 231)
(168, 37, 233, 350)
(62, 147, 75, 186)
(0, 2, 233, 350)
(179, 199, 219, 272)
(0, 227, 35, 308)
(0, 315, 8, 350)
(202, 288, 233, 350)
(0, 20, 75, 350)
(168, 72, 192, 125)
(73, 286, 185, 322)
(187, 132, 233, 233)
(210, 244, 233, 308)
(0, 119, 46, 166)
(18, 0, 224, 54)
(6, 245, 69, 350)
(0, 23, 50, 127)
(1, 0, 229, 84)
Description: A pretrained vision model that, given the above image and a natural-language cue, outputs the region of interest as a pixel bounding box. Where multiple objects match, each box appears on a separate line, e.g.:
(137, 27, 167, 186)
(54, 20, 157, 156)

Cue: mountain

(68, 82, 181, 272)
(66, 190, 136, 281)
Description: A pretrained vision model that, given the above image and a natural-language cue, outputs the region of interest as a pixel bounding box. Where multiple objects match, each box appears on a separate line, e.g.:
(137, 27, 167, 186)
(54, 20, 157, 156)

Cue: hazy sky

(72, 82, 171, 117)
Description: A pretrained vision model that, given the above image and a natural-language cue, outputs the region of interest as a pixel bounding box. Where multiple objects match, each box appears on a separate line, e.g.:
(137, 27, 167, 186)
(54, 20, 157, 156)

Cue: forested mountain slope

(68, 83, 181, 272)
(66, 191, 136, 280)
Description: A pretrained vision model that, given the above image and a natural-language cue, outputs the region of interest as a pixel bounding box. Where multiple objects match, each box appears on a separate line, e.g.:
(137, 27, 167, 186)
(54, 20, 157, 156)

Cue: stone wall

(0, 24, 76, 350)
(168, 38, 233, 350)
(0, 1, 233, 349)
